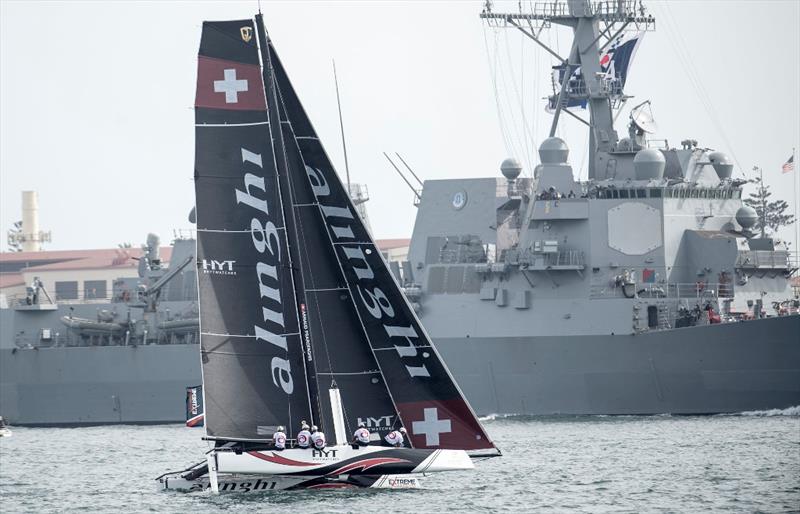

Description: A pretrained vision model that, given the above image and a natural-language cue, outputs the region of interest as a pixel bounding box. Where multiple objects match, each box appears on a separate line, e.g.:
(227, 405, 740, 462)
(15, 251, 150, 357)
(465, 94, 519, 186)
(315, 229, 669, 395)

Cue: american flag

(782, 154, 795, 173)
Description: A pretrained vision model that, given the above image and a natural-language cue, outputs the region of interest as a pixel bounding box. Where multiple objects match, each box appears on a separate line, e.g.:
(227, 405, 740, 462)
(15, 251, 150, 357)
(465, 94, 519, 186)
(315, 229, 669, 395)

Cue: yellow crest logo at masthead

(240, 26, 253, 42)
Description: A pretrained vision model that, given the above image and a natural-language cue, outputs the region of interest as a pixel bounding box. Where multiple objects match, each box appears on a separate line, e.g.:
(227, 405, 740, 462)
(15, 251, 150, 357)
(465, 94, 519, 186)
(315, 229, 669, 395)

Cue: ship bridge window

(612, 190, 619, 199)
(619, 190, 629, 199)
(650, 189, 662, 198)
(637, 189, 647, 198)
(84, 280, 107, 300)
(55, 281, 78, 300)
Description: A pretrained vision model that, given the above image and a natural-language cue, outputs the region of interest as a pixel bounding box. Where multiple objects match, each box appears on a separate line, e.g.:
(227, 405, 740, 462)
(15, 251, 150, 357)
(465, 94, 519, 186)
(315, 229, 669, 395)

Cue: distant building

(0, 247, 173, 305)
(378, 238, 411, 264)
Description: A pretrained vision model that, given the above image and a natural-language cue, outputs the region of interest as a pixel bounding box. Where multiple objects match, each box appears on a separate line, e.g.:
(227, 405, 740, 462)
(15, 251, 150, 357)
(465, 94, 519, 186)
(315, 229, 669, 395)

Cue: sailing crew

(310, 425, 326, 449)
(273, 426, 287, 451)
(352, 423, 371, 447)
(385, 427, 407, 448)
(297, 421, 311, 449)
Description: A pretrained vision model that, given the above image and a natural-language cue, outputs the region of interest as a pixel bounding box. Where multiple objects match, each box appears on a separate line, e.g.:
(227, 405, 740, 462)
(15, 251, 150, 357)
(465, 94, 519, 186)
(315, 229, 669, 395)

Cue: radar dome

(708, 151, 734, 180)
(500, 158, 522, 180)
(735, 206, 758, 229)
(539, 137, 569, 164)
(633, 148, 665, 180)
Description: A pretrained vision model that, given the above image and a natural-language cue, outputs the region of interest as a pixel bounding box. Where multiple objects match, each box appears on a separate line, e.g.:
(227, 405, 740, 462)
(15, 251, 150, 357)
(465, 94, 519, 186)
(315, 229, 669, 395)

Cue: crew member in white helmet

(385, 427, 407, 447)
(296, 421, 311, 449)
(352, 422, 371, 447)
(310, 425, 326, 450)
(273, 426, 287, 451)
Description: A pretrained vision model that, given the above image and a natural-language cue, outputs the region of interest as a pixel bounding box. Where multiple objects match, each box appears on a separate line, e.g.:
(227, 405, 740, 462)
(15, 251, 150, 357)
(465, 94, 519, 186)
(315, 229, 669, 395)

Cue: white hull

(158, 473, 421, 492)
(156, 445, 471, 493)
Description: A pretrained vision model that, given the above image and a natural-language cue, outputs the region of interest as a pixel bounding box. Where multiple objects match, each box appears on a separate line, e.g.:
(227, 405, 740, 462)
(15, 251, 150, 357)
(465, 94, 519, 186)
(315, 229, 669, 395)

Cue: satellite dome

(500, 158, 522, 180)
(539, 137, 569, 164)
(735, 206, 758, 229)
(708, 151, 734, 180)
(633, 148, 665, 180)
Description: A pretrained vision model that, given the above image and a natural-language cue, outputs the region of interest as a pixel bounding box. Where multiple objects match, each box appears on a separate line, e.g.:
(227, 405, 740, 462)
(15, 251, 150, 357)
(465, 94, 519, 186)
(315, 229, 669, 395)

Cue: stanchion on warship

(390, 0, 799, 415)
(156, 12, 499, 492)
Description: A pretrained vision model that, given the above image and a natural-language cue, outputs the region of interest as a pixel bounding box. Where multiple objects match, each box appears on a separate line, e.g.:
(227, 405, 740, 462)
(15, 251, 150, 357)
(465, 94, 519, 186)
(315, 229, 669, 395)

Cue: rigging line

(497, 32, 525, 167)
(503, 28, 535, 173)
(657, 3, 745, 176)
(484, 26, 515, 160)
(496, 30, 529, 168)
(332, 59, 352, 192)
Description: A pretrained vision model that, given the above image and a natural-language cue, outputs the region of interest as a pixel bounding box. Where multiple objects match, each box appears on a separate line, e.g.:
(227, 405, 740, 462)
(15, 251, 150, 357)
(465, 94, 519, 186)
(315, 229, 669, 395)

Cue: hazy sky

(1, 0, 798, 251)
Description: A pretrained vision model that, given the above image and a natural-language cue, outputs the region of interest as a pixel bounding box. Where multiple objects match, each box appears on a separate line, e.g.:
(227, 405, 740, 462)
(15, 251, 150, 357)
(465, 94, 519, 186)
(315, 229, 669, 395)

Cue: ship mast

(481, 0, 655, 179)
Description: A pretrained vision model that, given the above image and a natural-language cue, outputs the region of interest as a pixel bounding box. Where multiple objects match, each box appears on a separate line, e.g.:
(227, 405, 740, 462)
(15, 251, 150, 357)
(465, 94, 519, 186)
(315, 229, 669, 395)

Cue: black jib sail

(259, 17, 497, 453)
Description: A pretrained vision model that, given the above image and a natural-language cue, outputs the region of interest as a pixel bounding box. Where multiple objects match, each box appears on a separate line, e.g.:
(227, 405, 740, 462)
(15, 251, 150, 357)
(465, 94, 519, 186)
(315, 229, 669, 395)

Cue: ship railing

(172, 228, 196, 241)
(6, 290, 145, 306)
(736, 250, 798, 271)
(590, 281, 734, 300)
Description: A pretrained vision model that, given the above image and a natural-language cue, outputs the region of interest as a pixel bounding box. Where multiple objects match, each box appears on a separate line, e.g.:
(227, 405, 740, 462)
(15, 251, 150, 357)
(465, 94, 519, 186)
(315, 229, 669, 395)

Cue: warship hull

(2, 315, 797, 424)
(0, 344, 199, 425)
(436, 315, 800, 416)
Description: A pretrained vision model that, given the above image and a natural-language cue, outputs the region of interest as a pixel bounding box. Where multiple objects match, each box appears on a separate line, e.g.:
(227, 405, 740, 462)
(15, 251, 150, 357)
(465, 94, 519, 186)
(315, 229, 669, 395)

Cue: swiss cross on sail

(192, 15, 498, 455)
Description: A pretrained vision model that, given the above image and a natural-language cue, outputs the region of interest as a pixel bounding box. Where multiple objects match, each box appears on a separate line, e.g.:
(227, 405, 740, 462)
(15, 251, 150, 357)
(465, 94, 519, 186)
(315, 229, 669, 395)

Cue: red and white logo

(195, 56, 266, 111)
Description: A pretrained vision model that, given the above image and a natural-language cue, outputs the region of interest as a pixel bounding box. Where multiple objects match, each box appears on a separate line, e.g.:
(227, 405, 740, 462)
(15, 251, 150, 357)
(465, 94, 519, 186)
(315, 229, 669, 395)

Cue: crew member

(310, 425, 326, 450)
(385, 427, 407, 448)
(273, 426, 287, 451)
(297, 421, 311, 449)
(352, 422, 371, 447)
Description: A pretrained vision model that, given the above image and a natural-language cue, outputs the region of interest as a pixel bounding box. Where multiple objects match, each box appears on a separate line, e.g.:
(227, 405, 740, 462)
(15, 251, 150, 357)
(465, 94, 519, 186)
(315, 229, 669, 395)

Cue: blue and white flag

(548, 31, 644, 112)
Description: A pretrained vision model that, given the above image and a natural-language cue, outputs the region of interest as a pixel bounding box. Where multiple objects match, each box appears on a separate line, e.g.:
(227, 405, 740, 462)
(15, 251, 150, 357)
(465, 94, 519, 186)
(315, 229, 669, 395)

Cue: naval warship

(389, 0, 799, 415)
(0, 233, 201, 425)
(1, 1, 798, 425)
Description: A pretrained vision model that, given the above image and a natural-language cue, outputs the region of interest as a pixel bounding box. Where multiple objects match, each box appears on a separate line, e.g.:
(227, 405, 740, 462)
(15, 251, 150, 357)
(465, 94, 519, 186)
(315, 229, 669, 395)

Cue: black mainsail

(194, 19, 312, 441)
(194, 15, 497, 454)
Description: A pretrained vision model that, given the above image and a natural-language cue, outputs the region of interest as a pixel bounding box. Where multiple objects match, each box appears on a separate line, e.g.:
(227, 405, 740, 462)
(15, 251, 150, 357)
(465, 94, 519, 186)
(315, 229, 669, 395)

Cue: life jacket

(385, 430, 404, 447)
(272, 431, 287, 450)
(354, 427, 370, 445)
(310, 431, 326, 449)
(297, 429, 311, 448)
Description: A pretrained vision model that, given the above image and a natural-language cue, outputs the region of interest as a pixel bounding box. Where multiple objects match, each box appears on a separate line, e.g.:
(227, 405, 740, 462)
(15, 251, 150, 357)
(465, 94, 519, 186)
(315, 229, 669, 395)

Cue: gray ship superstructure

(391, 1, 799, 415)
(0, 234, 201, 425)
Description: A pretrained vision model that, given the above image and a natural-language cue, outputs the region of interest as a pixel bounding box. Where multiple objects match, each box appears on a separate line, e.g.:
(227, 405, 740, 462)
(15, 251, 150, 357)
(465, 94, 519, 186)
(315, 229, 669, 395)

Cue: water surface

(1, 409, 798, 513)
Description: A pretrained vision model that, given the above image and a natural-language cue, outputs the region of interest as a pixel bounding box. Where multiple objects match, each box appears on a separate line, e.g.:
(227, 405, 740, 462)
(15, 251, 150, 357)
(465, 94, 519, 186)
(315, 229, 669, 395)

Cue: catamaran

(156, 13, 500, 492)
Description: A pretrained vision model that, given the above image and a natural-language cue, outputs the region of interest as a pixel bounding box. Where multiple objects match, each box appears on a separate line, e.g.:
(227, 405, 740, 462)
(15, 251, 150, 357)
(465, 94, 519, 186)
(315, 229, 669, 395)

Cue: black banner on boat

(186, 385, 204, 427)
(194, 19, 312, 441)
(263, 35, 497, 452)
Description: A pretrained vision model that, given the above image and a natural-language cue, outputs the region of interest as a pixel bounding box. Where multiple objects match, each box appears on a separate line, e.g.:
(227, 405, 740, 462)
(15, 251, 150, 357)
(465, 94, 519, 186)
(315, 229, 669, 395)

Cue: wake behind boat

(156, 13, 499, 493)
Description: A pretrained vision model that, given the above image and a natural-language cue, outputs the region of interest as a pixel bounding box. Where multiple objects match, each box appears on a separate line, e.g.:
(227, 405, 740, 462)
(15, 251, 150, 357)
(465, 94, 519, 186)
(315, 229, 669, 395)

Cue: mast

(481, 0, 655, 179)
(255, 13, 322, 427)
